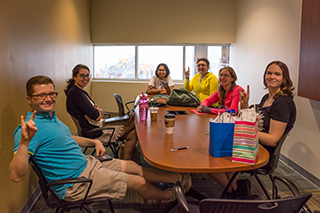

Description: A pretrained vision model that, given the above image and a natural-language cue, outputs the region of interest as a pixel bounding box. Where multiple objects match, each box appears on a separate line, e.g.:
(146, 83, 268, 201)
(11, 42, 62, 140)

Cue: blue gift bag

(209, 122, 235, 158)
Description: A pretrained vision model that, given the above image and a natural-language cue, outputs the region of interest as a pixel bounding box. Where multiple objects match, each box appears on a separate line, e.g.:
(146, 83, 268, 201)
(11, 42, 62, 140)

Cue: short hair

(26, 75, 55, 96)
(263, 60, 294, 98)
(196, 58, 210, 67)
(155, 63, 170, 78)
(64, 64, 90, 95)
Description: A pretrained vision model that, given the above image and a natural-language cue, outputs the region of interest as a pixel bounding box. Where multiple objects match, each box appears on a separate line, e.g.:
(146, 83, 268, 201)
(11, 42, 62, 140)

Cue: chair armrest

(88, 127, 115, 132)
(102, 115, 130, 123)
(46, 177, 92, 187)
(125, 100, 135, 112)
(174, 181, 190, 212)
(273, 175, 300, 197)
(103, 112, 111, 118)
(46, 177, 93, 208)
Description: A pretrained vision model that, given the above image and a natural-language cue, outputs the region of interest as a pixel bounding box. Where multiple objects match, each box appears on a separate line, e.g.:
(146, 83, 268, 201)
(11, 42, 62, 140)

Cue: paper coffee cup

(164, 114, 176, 134)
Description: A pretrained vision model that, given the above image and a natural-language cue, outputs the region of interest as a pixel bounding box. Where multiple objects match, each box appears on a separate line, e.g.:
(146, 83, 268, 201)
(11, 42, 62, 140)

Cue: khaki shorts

(64, 155, 128, 201)
(97, 121, 124, 143)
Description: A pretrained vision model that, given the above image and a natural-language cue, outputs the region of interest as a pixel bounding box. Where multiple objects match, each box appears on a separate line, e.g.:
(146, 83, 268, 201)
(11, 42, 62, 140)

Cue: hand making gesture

(239, 85, 250, 109)
(184, 67, 190, 79)
(20, 110, 38, 143)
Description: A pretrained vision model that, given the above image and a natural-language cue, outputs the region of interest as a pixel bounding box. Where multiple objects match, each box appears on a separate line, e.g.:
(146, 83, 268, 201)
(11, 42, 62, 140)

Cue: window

(93, 44, 230, 81)
(94, 46, 135, 79)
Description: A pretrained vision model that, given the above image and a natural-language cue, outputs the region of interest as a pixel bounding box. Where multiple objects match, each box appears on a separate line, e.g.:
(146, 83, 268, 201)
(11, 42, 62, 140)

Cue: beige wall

(232, 0, 320, 179)
(91, 81, 184, 113)
(0, 0, 92, 212)
(92, 0, 236, 43)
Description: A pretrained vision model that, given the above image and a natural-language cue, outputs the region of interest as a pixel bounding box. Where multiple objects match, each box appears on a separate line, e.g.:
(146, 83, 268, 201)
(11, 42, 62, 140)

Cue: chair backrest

(266, 133, 288, 172)
(199, 193, 312, 213)
(70, 115, 83, 137)
(114, 93, 125, 116)
(29, 157, 51, 204)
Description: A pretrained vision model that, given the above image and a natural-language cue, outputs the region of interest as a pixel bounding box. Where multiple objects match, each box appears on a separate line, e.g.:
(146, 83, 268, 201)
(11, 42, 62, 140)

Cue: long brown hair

(263, 61, 294, 98)
(64, 64, 90, 95)
(218, 67, 237, 106)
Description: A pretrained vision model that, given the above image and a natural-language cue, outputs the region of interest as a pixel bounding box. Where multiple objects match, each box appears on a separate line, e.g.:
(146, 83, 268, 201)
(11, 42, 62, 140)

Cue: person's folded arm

(72, 136, 106, 156)
(146, 85, 165, 95)
(258, 119, 287, 147)
(69, 89, 101, 121)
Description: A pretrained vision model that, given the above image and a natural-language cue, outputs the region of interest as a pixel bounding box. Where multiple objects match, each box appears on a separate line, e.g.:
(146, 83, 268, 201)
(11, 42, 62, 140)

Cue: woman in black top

(210, 61, 296, 198)
(241, 60, 296, 153)
(65, 64, 137, 160)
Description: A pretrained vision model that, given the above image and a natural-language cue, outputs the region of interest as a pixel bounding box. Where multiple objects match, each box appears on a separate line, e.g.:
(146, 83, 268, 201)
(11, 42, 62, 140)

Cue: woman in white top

(147, 63, 174, 95)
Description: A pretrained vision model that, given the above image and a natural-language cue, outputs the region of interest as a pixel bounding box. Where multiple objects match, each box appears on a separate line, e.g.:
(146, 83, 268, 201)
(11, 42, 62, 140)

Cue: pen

(170, 146, 189, 151)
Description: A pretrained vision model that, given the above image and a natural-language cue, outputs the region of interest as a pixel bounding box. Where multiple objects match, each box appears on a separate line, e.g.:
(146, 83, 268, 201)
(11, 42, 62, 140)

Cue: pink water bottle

(139, 93, 148, 121)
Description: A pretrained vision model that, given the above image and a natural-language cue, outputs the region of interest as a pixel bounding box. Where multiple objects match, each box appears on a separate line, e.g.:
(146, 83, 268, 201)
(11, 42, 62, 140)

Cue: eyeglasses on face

(78, 74, 92, 78)
(30, 92, 58, 100)
(197, 64, 207, 67)
(158, 69, 166, 72)
(219, 74, 231, 78)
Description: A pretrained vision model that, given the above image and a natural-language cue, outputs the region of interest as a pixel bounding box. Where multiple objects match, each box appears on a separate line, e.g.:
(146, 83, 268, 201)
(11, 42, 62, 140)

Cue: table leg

(220, 171, 239, 199)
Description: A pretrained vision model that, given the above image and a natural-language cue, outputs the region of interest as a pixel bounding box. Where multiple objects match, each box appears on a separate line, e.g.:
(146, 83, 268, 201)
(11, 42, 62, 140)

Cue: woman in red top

(196, 66, 244, 114)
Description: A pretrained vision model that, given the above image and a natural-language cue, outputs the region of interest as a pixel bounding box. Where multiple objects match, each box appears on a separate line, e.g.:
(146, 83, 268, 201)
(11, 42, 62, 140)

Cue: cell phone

(95, 154, 113, 162)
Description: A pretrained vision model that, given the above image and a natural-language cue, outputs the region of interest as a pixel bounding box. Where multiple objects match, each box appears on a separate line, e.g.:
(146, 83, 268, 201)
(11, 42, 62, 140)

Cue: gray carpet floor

(29, 147, 320, 213)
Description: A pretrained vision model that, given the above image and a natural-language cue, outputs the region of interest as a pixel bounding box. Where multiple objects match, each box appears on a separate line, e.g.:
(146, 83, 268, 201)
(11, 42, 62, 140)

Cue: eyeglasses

(78, 74, 92, 78)
(158, 69, 166, 72)
(30, 92, 58, 100)
(197, 64, 207, 67)
(219, 74, 231, 78)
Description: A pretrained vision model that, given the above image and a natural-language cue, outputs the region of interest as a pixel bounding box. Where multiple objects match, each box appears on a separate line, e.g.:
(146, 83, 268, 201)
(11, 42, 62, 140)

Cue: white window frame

(92, 43, 231, 83)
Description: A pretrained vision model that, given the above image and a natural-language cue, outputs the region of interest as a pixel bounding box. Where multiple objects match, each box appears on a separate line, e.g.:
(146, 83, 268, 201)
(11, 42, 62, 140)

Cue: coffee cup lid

(164, 113, 175, 118)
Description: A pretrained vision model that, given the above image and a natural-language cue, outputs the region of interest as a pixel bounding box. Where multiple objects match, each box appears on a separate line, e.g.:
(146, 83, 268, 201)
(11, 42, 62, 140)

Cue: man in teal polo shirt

(10, 75, 191, 201)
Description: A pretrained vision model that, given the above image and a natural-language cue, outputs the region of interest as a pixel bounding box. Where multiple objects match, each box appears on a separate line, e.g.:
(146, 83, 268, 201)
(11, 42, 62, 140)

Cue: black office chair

(70, 115, 123, 158)
(246, 133, 288, 199)
(113, 93, 135, 116)
(29, 157, 114, 213)
(223, 104, 290, 200)
(221, 133, 289, 200)
(175, 177, 312, 213)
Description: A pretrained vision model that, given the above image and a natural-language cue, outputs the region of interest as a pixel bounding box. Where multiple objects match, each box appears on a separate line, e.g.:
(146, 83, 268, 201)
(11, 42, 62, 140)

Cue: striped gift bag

(232, 118, 259, 165)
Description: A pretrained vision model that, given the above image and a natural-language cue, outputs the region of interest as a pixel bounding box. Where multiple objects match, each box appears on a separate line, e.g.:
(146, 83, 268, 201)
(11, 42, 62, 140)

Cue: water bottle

(139, 93, 148, 121)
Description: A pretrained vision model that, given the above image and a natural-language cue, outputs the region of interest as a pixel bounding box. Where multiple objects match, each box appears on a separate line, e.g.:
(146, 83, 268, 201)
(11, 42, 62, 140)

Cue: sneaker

(165, 187, 176, 202)
(178, 173, 192, 193)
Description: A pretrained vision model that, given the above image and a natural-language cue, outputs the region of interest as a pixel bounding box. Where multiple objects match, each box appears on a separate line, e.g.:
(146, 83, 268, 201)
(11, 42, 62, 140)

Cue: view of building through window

(93, 45, 230, 81)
